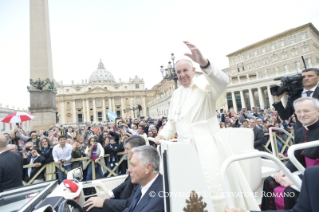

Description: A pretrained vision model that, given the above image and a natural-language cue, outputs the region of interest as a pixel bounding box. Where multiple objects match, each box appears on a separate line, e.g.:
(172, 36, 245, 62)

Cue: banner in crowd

(107, 110, 117, 121)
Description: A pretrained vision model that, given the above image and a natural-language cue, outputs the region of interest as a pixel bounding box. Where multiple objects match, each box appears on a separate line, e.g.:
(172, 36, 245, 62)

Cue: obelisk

(28, 0, 56, 131)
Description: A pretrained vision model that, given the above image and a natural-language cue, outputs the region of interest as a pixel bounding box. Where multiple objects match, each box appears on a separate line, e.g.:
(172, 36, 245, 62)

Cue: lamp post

(129, 103, 139, 118)
(160, 53, 178, 89)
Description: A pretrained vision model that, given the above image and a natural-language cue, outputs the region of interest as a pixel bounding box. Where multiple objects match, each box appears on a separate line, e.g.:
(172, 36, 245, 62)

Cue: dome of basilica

(88, 60, 116, 83)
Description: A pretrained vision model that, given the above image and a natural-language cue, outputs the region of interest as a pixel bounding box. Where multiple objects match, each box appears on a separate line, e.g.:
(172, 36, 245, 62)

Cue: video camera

(270, 56, 306, 96)
(270, 74, 303, 96)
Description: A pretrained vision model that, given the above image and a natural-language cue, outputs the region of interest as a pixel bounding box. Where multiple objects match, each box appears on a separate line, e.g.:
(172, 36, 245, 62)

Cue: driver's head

(125, 135, 146, 160)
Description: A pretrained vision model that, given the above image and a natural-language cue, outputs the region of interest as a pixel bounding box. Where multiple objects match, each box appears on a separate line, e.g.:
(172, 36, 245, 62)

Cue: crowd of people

(3, 105, 294, 186)
(2, 116, 167, 185)
(218, 106, 295, 154)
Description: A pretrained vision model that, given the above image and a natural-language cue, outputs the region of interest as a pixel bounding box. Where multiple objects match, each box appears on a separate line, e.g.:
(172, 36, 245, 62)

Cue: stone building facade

(225, 22, 319, 112)
(55, 61, 149, 124)
(148, 78, 177, 118)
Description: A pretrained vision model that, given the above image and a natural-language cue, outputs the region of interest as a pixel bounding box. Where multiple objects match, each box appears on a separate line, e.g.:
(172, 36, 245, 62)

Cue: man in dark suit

(123, 145, 164, 212)
(225, 166, 319, 212)
(83, 135, 145, 212)
(0, 134, 23, 192)
(273, 68, 319, 130)
(249, 118, 265, 151)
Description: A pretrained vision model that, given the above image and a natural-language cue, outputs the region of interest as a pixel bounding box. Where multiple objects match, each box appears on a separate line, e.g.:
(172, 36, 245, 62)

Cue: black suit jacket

(103, 175, 137, 212)
(252, 166, 319, 212)
(123, 174, 164, 212)
(0, 150, 23, 192)
(23, 155, 46, 180)
(273, 86, 319, 130)
(253, 127, 265, 151)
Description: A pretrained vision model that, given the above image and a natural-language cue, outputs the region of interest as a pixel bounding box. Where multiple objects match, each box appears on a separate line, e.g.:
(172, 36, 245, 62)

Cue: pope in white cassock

(155, 41, 260, 211)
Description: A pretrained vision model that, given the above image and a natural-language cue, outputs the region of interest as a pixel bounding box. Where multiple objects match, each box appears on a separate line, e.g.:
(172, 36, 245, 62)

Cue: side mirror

(67, 167, 83, 181)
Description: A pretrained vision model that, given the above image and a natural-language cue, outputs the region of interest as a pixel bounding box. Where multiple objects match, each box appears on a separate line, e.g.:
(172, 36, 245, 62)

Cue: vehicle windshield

(0, 181, 56, 212)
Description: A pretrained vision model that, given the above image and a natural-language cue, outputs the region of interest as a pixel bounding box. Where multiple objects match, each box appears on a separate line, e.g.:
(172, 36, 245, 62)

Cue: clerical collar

(303, 119, 319, 130)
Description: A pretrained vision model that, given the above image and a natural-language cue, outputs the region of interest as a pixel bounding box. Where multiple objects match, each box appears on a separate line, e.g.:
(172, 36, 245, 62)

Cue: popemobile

(0, 127, 310, 212)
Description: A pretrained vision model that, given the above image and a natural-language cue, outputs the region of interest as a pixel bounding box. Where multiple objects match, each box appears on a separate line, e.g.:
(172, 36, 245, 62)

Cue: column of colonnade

(82, 99, 87, 122)
(229, 86, 288, 113)
(60, 100, 66, 124)
(86, 99, 90, 122)
(65, 95, 146, 124)
(142, 96, 146, 117)
(121, 97, 125, 117)
(239, 90, 246, 109)
(102, 98, 106, 121)
(72, 100, 76, 122)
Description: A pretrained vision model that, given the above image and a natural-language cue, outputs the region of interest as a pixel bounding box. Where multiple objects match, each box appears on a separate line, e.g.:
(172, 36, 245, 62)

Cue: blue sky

(0, 0, 319, 110)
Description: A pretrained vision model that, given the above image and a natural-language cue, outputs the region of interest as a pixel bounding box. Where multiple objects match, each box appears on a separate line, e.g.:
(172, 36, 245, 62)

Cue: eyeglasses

(295, 109, 315, 114)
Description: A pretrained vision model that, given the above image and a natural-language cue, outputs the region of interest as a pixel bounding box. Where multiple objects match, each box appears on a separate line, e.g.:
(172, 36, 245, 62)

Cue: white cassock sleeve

(201, 63, 229, 99)
(159, 119, 176, 140)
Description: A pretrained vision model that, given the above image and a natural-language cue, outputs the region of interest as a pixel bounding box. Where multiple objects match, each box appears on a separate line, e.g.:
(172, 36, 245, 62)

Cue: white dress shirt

(138, 174, 159, 204)
(301, 86, 317, 97)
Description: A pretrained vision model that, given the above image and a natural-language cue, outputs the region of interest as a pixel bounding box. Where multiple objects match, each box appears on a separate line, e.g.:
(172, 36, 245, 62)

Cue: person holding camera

(273, 68, 319, 130)
(23, 147, 45, 183)
(239, 108, 254, 124)
(83, 125, 94, 144)
(106, 137, 119, 175)
(52, 135, 73, 183)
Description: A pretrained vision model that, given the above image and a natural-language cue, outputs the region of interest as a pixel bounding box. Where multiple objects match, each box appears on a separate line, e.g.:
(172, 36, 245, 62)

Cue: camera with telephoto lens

(270, 74, 303, 96)
(25, 147, 31, 152)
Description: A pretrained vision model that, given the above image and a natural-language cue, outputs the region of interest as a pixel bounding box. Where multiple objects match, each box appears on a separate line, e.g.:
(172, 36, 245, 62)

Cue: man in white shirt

(123, 145, 164, 212)
(52, 134, 73, 183)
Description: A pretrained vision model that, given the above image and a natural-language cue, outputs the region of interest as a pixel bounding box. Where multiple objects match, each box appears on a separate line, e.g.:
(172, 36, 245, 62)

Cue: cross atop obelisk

(28, 0, 57, 131)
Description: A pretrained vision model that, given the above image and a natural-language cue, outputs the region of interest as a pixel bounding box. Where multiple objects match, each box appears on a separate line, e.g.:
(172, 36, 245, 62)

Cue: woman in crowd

(67, 126, 75, 139)
(85, 137, 105, 180)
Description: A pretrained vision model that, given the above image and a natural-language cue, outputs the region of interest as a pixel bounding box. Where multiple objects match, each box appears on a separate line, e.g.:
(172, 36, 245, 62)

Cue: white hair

(132, 145, 160, 172)
(174, 59, 193, 69)
(293, 97, 319, 109)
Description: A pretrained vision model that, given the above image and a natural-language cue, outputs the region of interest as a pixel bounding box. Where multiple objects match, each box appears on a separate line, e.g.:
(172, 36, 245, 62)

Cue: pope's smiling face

(175, 60, 195, 87)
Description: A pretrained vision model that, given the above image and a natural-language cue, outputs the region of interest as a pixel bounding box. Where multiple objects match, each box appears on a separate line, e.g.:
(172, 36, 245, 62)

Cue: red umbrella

(1, 112, 35, 123)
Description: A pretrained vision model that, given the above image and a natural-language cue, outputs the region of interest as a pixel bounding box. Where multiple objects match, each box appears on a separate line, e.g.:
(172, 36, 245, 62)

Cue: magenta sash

(305, 156, 319, 167)
(274, 157, 319, 209)
(274, 186, 286, 210)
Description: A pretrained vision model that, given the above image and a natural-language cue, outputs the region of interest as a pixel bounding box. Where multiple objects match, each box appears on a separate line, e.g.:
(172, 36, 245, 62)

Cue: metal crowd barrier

(22, 151, 128, 185)
(264, 128, 294, 161)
